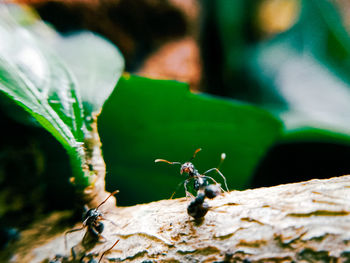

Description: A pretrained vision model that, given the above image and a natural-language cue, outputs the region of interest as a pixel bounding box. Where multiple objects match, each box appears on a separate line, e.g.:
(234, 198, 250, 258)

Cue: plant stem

(81, 113, 115, 208)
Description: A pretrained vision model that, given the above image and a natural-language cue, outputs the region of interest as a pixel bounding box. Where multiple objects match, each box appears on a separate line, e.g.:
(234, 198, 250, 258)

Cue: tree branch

(7, 175, 350, 262)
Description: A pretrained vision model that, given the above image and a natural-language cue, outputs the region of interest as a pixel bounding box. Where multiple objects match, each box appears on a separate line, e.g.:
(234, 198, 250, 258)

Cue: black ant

(155, 148, 228, 198)
(65, 190, 119, 249)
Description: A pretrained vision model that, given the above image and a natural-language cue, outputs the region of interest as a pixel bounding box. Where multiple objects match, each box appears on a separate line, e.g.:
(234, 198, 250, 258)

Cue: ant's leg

(98, 239, 120, 263)
(71, 246, 77, 261)
(203, 168, 229, 192)
(64, 227, 85, 250)
(170, 180, 185, 199)
(215, 169, 229, 192)
(101, 217, 118, 228)
(184, 179, 193, 198)
(79, 254, 87, 263)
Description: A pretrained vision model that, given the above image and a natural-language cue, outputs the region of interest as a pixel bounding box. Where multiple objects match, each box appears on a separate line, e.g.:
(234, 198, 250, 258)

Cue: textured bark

(7, 175, 350, 263)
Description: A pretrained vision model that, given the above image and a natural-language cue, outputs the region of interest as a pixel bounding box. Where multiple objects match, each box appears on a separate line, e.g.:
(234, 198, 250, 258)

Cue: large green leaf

(0, 6, 124, 187)
(99, 75, 282, 205)
(0, 10, 85, 180)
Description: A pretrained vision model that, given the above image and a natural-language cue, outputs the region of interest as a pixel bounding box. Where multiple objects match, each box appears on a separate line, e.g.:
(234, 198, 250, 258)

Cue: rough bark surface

(7, 175, 350, 262)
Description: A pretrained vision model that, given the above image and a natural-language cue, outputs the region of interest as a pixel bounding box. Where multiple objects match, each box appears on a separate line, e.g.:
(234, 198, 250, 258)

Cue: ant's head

(82, 208, 102, 226)
(155, 148, 202, 174)
(180, 162, 195, 175)
(84, 208, 101, 220)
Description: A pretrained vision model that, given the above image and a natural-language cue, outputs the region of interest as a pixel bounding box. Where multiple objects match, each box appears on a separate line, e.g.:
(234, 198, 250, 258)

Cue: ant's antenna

(155, 148, 202, 165)
(190, 148, 202, 161)
(217, 153, 226, 170)
(97, 190, 119, 209)
(154, 159, 181, 165)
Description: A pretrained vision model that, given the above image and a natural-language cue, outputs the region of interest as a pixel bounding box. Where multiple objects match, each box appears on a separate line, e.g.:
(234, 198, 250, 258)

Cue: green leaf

(0, 15, 85, 178)
(0, 6, 124, 187)
(99, 75, 282, 205)
(50, 32, 125, 123)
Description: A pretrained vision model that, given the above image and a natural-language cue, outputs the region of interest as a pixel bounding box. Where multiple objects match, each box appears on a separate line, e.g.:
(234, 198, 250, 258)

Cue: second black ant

(65, 190, 119, 249)
(155, 148, 229, 198)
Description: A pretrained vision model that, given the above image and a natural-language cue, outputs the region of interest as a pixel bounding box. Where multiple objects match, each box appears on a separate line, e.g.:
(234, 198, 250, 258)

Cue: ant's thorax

(188, 168, 200, 178)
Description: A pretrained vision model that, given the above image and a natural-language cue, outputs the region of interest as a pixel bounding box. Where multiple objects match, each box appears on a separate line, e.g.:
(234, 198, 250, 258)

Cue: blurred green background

(2, 0, 350, 247)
